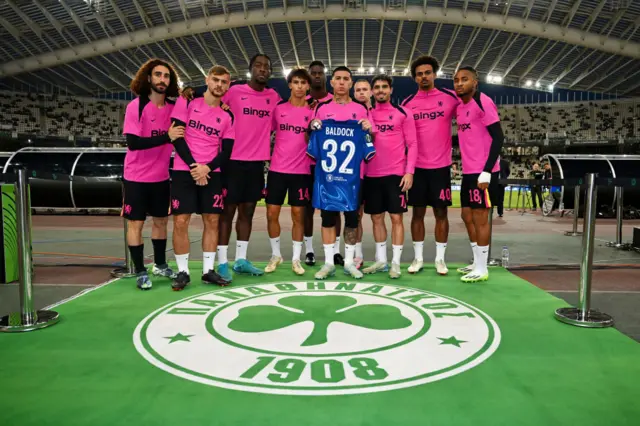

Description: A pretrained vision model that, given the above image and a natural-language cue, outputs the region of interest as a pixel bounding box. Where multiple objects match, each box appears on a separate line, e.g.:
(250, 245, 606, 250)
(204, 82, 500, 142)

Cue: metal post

(555, 173, 614, 328)
(607, 186, 624, 249)
(564, 185, 583, 236)
(110, 217, 135, 278)
(0, 169, 59, 332)
(487, 207, 501, 266)
(507, 186, 513, 211)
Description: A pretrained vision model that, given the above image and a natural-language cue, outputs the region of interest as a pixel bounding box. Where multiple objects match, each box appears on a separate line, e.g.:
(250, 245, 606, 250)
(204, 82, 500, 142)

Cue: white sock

(435, 242, 447, 262)
(324, 244, 335, 265)
(203, 252, 216, 274)
(236, 241, 248, 261)
(376, 242, 388, 263)
(413, 241, 424, 262)
(470, 242, 478, 266)
(304, 236, 314, 254)
(175, 253, 189, 274)
(392, 245, 403, 265)
(345, 244, 356, 266)
(355, 242, 363, 259)
(334, 236, 341, 254)
(292, 241, 303, 262)
(270, 237, 281, 258)
(218, 245, 228, 264)
(476, 245, 489, 275)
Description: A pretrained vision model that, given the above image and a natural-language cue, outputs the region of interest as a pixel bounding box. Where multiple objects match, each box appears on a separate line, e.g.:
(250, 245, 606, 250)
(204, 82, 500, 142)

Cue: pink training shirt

(270, 101, 313, 175)
(171, 96, 235, 172)
(455, 92, 501, 175)
(222, 83, 281, 161)
(122, 97, 174, 182)
(401, 87, 459, 170)
(314, 99, 375, 179)
(367, 102, 418, 177)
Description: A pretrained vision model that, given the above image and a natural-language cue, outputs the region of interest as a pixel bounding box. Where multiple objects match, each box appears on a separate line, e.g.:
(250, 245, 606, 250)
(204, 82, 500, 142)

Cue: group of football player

(121, 52, 504, 291)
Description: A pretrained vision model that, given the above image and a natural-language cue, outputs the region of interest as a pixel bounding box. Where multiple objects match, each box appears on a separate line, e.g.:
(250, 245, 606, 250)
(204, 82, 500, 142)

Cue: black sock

(152, 239, 167, 267)
(128, 244, 145, 274)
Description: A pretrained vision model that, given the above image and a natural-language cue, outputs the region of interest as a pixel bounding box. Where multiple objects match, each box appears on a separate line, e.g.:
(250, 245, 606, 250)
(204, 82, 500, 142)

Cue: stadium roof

(0, 0, 639, 97)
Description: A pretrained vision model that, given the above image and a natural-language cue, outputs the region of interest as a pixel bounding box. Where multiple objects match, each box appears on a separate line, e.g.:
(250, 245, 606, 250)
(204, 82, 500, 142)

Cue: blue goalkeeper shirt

(307, 119, 376, 211)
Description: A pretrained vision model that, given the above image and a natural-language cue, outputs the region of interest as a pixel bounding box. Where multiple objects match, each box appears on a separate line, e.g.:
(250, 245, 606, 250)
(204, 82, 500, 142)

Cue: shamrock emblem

(228, 295, 411, 346)
(171, 199, 180, 210)
(123, 204, 132, 214)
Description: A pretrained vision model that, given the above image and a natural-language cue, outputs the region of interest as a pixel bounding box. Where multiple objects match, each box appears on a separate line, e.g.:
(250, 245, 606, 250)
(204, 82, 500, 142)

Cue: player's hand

(477, 171, 491, 191)
(309, 119, 322, 131)
(190, 163, 211, 181)
(221, 103, 230, 111)
(168, 122, 184, 141)
(181, 86, 194, 101)
(400, 173, 413, 192)
(195, 177, 208, 186)
(358, 119, 372, 132)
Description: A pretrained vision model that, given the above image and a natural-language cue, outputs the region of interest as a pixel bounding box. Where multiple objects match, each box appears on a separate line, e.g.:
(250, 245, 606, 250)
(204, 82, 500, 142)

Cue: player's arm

(206, 138, 234, 172)
(170, 118, 197, 167)
(478, 98, 504, 190)
(125, 132, 169, 151)
(400, 111, 418, 191)
(482, 122, 504, 175)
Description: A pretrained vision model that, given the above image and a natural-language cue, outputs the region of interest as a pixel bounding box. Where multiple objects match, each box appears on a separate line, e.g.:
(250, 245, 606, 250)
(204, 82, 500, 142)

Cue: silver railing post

(0, 168, 60, 332)
(555, 173, 614, 328)
(111, 217, 135, 278)
(564, 185, 583, 236)
(487, 207, 500, 267)
(607, 187, 624, 249)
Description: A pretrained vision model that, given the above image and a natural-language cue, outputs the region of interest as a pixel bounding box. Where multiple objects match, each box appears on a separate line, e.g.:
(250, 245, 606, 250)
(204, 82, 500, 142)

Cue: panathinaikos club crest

(134, 282, 500, 395)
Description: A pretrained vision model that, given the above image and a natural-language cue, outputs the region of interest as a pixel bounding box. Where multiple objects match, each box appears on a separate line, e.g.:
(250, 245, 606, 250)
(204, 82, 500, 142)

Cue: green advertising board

(1, 184, 18, 283)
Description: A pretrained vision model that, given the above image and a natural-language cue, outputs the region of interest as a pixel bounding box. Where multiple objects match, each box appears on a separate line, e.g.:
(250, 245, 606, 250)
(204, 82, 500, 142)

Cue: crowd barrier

(2, 167, 638, 331)
(0, 169, 59, 332)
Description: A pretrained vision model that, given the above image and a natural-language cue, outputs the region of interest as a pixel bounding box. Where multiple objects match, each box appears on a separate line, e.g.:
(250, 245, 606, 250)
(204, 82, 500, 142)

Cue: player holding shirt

(308, 66, 376, 280)
(264, 69, 314, 276)
(352, 79, 373, 269)
(122, 58, 183, 290)
(218, 54, 282, 281)
(362, 75, 417, 279)
(401, 55, 460, 276)
(454, 66, 504, 283)
(303, 61, 335, 267)
(169, 66, 235, 290)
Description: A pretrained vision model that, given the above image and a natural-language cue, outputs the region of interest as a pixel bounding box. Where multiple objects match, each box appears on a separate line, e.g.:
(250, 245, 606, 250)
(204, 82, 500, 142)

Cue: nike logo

(281, 114, 287, 117)
(326, 114, 334, 117)
(194, 109, 200, 113)
(241, 97, 248, 100)
(150, 118, 156, 122)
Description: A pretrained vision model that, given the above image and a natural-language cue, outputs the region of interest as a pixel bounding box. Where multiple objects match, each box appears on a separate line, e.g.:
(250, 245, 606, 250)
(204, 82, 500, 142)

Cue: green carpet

(1, 262, 639, 425)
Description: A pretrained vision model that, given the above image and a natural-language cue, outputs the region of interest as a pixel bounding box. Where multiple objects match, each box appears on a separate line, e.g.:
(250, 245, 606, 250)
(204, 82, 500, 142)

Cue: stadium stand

(0, 91, 126, 139)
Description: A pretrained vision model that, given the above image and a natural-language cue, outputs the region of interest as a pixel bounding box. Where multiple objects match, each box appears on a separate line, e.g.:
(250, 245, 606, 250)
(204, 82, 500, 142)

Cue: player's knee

(173, 215, 190, 231)
(291, 207, 304, 225)
(266, 206, 280, 222)
(433, 207, 448, 221)
(344, 211, 359, 229)
(390, 214, 403, 226)
(151, 216, 168, 228)
(239, 203, 256, 222)
(127, 220, 145, 232)
(202, 214, 219, 229)
(321, 211, 337, 228)
(371, 213, 385, 225)
(412, 207, 426, 221)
